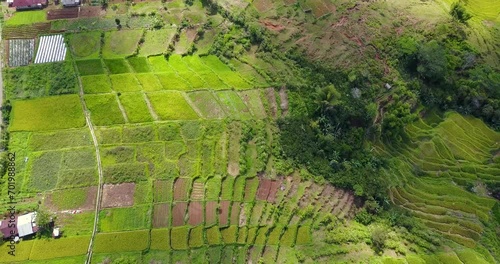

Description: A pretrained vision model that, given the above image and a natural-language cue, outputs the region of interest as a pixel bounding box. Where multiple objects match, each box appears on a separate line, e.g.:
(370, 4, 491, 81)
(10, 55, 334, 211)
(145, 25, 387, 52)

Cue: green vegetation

(147, 91, 199, 120)
(84, 94, 125, 125)
(76, 59, 106, 76)
(68, 31, 101, 59)
(102, 30, 143, 58)
(118, 92, 154, 123)
(5, 10, 46, 26)
(104, 59, 131, 74)
(81, 75, 112, 94)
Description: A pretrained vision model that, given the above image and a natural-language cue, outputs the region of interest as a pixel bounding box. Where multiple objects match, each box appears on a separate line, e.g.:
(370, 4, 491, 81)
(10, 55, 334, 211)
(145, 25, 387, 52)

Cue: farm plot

(136, 73, 163, 91)
(174, 28, 198, 54)
(99, 206, 150, 232)
(239, 90, 267, 119)
(84, 94, 125, 126)
(139, 28, 177, 56)
(147, 91, 199, 120)
(188, 201, 204, 226)
(81, 75, 112, 94)
(187, 91, 226, 119)
(172, 202, 188, 226)
(301, 0, 336, 18)
(67, 31, 101, 59)
(118, 92, 154, 123)
(215, 90, 253, 119)
(102, 30, 143, 58)
(156, 72, 192, 90)
(46, 8, 79, 20)
(128, 57, 151, 73)
(34, 35, 67, 64)
(10, 95, 85, 131)
(8, 39, 35, 67)
(76, 59, 106, 75)
(153, 203, 171, 228)
(102, 183, 136, 208)
(110, 74, 142, 92)
(104, 59, 132, 74)
(94, 230, 149, 253)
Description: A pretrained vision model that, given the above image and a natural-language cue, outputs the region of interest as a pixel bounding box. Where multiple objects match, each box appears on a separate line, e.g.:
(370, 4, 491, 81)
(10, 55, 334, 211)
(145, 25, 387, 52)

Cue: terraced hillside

(377, 112, 500, 262)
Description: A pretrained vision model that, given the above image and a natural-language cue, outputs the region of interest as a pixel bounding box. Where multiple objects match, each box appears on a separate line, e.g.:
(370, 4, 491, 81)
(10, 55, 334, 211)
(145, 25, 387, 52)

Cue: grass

(99, 206, 150, 232)
(118, 92, 154, 123)
(29, 236, 90, 260)
(148, 56, 174, 72)
(10, 95, 85, 131)
(171, 227, 190, 250)
(104, 58, 132, 74)
(68, 31, 101, 59)
(147, 91, 199, 120)
(5, 10, 46, 26)
(216, 90, 253, 119)
(85, 94, 125, 126)
(94, 230, 149, 253)
(157, 122, 183, 141)
(95, 126, 122, 145)
(76, 59, 106, 76)
(81, 75, 112, 94)
(122, 124, 157, 143)
(110, 74, 142, 92)
(187, 91, 227, 119)
(102, 29, 143, 58)
(127, 57, 151, 73)
(156, 72, 192, 90)
(61, 148, 95, 169)
(102, 146, 136, 166)
(57, 168, 97, 188)
(139, 28, 177, 56)
(136, 73, 163, 91)
(28, 128, 92, 151)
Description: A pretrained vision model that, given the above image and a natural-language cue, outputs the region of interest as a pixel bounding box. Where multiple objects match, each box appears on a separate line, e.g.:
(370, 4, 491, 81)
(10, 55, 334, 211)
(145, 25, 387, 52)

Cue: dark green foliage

(416, 40, 448, 82)
(371, 227, 387, 254)
(450, 2, 472, 23)
(4, 62, 78, 99)
(76, 59, 106, 75)
(103, 163, 148, 183)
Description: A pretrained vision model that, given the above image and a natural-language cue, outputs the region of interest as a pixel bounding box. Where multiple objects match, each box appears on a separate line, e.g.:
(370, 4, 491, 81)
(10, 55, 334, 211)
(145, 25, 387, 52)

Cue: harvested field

(205, 201, 218, 226)
(190, 180, 204, 200)
(188, 201, 203, 226)
(256, 179, 272, 200)
(46, 8, 78, 20)
(102, 183, 136, 208)
(219, 201, 230, 226)
(267, 179, 282, 202)
(173, 178, 190, 201)
(230, 202, 241, 225)
(79, 6, 102, 18)
(153, 203, 170, 228)
(172, 202, 188, 226)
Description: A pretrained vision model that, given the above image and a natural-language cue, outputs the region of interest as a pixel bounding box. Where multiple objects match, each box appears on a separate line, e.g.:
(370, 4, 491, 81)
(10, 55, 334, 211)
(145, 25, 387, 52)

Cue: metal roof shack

(62, 0, 80, 7)
(11, 0, 47, 10)
(0, 212, 39, 239)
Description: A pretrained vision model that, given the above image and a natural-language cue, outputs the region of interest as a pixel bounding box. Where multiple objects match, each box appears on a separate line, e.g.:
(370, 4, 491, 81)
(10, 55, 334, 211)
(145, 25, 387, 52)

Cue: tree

(315, 84, 341, 114)
(371, 227, 387, 254)
(417, 40, 448, 82)
(35, 207, 53, 237)
(450, 2, 472, 23)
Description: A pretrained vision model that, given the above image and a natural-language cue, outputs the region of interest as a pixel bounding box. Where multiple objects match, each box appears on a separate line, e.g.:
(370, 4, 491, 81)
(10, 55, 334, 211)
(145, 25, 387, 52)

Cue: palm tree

(315, 84, 341, 114)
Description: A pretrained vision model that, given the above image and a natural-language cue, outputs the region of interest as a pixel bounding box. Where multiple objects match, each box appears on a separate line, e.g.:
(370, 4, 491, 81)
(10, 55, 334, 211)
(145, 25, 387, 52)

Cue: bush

(371, 227, 387, 254)
(450, 2, 472, 23)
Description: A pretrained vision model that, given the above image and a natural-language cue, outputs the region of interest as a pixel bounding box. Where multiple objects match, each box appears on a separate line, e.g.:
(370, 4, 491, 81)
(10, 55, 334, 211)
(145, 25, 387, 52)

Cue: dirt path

(69, 57, 105, 264)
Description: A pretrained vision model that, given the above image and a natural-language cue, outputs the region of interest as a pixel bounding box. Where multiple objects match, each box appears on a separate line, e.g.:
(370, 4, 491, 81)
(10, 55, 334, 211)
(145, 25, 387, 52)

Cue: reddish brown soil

(261, 20, 285, 31)
(230, 202, 241, 225)
(186, 28, 198, 42)
(102, 183, 135, 208)
(153, 203, 170, 228)
(188, 201, 203, 226)
(46, 8, 78, 20)
(172, 202, 187, 226)
(190, 181, 204, 201)
(256, 179, 272, 200)
(174, 178, 189, 201)
(219, 201, 230, 226)
(278, 86, 289, 116)
(79, 6, 102, 18)
(205, 201, 217, 226)
(267, 179, 282, 202)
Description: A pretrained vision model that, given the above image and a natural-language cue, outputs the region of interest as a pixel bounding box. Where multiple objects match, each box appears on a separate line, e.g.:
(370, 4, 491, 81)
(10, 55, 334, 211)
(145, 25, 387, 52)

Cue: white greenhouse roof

(34, 35, 67, 64)
(17, 212, 37, 237)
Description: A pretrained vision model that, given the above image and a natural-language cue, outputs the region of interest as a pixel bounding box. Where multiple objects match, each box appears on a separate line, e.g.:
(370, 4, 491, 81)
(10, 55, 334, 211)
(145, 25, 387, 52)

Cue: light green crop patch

(94, 230, 149, 253)
(139, 28, 177, 56)
(147, 91, 199, 120)
(81, 75, 113, 94)
(102, 30, 143, 58)
(187, 90, 227, 119)
(68, 31, 101, 59)
(171, 226, 190, 250)
(136, 73, 163, 91)
(29, 236, 90, 260)
(85, 94, 125, 126)
(118, 92, 154, 123)
(10, 95, 85, 131)
(110, 74, 142, 92)
(99, 206, 151, 232)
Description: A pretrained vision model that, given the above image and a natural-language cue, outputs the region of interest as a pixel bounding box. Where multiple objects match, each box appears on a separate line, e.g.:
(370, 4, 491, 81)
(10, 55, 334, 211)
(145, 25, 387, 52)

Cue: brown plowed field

(256, 179, 272, 200)
(219, 201, 230, 226)
(188, 201, 203, 226)
(79, 6, 102, 18)
(267, 179, 282, 202)
(230, 202, 240, 225)
(172, 202, 187, 226)
(46, 8, 78, 20)
(205, 201, 217, 226)
(153, 203, 170, 228)
(190, 181, 204, 200)
(102, 183, 135, 208)
(174, 178, 189, 200)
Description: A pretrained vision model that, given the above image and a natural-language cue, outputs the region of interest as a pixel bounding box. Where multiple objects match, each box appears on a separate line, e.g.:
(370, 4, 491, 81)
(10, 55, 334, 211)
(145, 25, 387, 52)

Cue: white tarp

(17, 212, 37, 237)
(34, 35, 67, 64)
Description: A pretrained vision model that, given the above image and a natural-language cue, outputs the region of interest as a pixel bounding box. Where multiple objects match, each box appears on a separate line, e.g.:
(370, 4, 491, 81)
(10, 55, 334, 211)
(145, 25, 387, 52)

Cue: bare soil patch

(230, 202, 241, 225)
(256, 179, 272, 200)
(267, 179, 282, 202)
(172, 202, 188, 226)
(219, 201, 230, 226)
(264, 88, 278, 118)
(190, 181, 204, 200)
(47, 8, 78, 20)
(205, 201, 217, 226)
(253, 0, 273, 13)
(153, 203, 170, 228)
(188, 201, 203, 226)
(79, 6, 102, 18)
(261, 20, 285, 31)
(278, 86, 289, 116)
(102, 183, 135, 208)
(174, 178, 189, 201)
